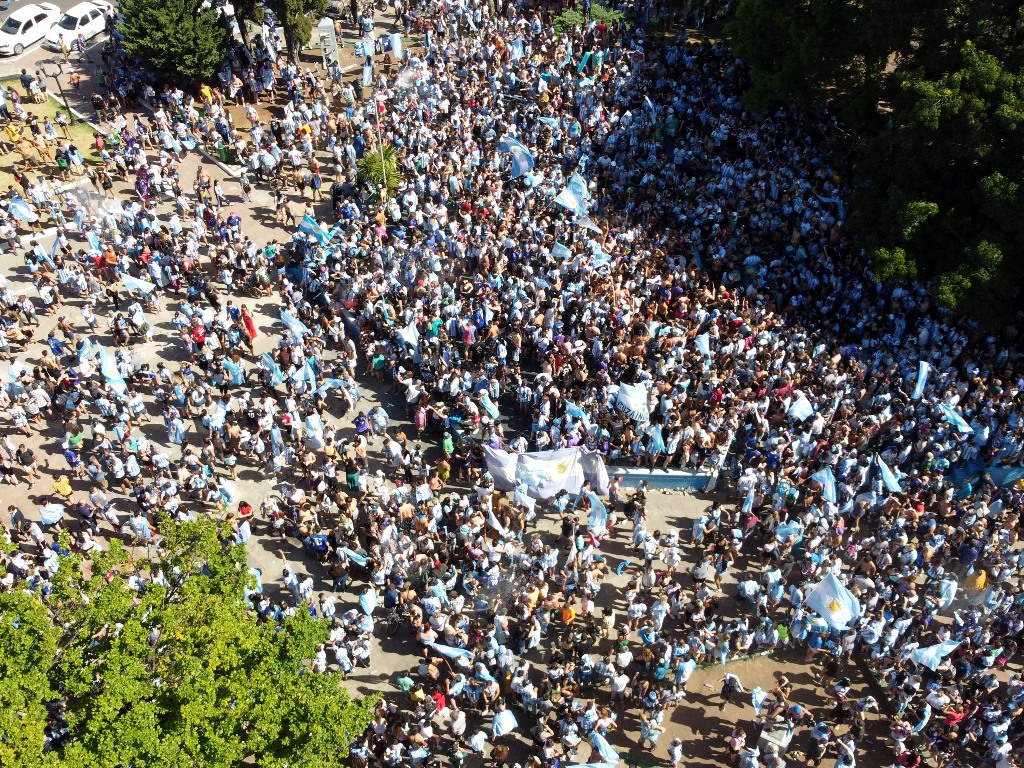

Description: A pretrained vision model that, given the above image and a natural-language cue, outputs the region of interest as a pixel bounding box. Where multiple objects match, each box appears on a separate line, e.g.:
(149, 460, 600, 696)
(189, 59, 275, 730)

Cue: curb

(46, 91, 105, 136)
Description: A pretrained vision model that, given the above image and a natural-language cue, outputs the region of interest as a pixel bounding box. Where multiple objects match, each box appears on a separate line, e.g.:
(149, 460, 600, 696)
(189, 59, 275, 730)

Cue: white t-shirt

(611, 673, 630, 693)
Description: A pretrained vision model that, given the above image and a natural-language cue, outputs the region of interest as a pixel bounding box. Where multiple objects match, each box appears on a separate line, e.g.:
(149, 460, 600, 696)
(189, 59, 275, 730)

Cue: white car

(43, 0, 112, 52)
(0, 2, 60, 56)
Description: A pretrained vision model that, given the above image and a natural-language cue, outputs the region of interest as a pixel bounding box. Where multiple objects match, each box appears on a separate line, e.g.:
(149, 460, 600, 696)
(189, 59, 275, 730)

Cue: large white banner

(484, 446, 609, 499)
(616, 382, 649, 422)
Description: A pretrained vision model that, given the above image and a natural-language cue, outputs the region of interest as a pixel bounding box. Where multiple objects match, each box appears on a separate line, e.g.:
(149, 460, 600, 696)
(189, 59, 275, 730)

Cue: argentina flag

(804, 572, 861, 629)
(498, 135, 535, 179)
(297, 214, 330, 246)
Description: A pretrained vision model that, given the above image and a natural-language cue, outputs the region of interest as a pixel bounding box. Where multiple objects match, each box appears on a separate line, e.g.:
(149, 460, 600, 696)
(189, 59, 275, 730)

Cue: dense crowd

(0, 1, 1022, 768)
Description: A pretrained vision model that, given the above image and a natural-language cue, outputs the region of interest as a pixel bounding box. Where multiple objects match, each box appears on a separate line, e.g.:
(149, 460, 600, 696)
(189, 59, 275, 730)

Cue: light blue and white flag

(586, 491, 608, 532)
(390, 33, 402, 59)
(751, 686, 769, 717)
(261, 352, 286, 385)
(512, 479, 536, 514)
(120, 271, 156, 294)
(339, 547, 369, 567)
(87, 232, 102, 253)
(875, 454, 903, 493)
(486, 510, 509, 538)
(560, 41, 572, 69)
(811, 466, 837, 504)
(804, 572, 861, 629)
(939, 403, 974, 433)
(570, 172, 592, 200)
(76, 336, 94, 363)
(565, 401, 587, 420)
(315, 378, 347, 398)
(577, 51, 592, 74)
(45, 237, 59, 269)
(741, 482, 756, 515)
(938, 578, 957, 608)
(427, 641, 474, 660)
(483, 445, 519, 490)
(616, 382, 649, 422)
(554, 173, 590, 217)
(95, 342, 127, 396)
(304, 412, 325, 448)
(589, 732, 619, 763)
(577, 216, 603, 235)
(538, 116, 560, 129)
(509, 36, 524, 61)
(7, 197, 38, 222)
(280, 308, 311, 337)
(912, 640, 960, 671)
(694, 333, 711, 357)
(74, 207, 86, 232)
(8, 360, 31, 388)
(359, 588, 378, 616)
(493, 708, 518, 738)
(912, 361, 930, 399)
(208, 401, 228, 430)
(788, 394, 814, 422)
(579, 450, 610, 495)
(643, 95, 658, 118)
(480, 392, 500, 420)
(397, 320, 419, 349)
(774, 519, 803, 543)
(298, 214, 330, 246)
(516, 448, 585, 499)
(515, 462, 550, 490)
(499, 136, 535, 179)
(551, 242, 572, 259)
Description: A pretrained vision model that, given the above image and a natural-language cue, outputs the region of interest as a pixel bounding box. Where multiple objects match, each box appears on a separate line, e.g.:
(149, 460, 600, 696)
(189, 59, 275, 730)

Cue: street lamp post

(38, 58, 75, 126)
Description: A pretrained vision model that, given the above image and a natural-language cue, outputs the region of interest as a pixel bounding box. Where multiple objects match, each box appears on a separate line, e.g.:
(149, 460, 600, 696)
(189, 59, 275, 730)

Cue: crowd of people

(0, 1, 1023, 768)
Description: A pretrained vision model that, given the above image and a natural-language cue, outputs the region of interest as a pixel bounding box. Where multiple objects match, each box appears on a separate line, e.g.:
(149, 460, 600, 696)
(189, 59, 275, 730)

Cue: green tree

(855, 41, 1024, 316)
(552, 1, 627, 35)
(0, 588, 59, 768)
(267, 0, 328, 63)
(119, 0, 229, 86)
(726, 0, 925, 126)
(728, 0, 1024, 322)
(231, 0, 266, 51)
(1, 516, 376, 767)
(358, 142, 402, 199)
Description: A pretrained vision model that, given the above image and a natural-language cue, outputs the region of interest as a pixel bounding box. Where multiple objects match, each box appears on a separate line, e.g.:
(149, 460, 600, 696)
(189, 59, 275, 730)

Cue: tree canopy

(727, 0, 1024, 320)
(118, 0, 229, 86)
(358, 141, 403, 200)
(266, 0, 328, 63)
(0, 517, 376, 767)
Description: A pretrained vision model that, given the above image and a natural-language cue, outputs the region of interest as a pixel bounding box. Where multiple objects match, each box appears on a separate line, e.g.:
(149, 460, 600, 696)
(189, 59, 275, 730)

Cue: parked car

(0, 2, 60, 56)
(42, 0, 113, 52)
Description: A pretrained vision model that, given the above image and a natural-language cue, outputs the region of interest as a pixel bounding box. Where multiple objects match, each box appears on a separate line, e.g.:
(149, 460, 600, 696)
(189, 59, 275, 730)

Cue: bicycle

(384, 605, 405, 637)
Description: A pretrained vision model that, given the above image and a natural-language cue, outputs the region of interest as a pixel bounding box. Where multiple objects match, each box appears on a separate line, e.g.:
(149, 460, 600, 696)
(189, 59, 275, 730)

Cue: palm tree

(357, 142, 402, 200)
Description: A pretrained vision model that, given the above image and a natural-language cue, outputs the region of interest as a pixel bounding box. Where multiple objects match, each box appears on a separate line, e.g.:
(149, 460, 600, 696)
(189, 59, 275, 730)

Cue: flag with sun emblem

(498, 135, 536, 179)
(517, 448, 585, 499)
(484, 446, 607, 498)
(804, 573, 861, 629)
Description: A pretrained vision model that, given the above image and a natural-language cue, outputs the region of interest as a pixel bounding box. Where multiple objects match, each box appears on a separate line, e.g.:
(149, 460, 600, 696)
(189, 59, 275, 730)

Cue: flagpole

(374, 89, 388, 199)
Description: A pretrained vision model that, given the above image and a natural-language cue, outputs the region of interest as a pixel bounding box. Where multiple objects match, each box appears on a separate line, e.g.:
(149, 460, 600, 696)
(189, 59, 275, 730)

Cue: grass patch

(0, 77, 103, 182)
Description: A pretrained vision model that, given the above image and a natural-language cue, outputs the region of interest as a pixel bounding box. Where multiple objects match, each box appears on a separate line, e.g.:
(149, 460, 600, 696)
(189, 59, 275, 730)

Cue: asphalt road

(0, 0, 106, 80)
